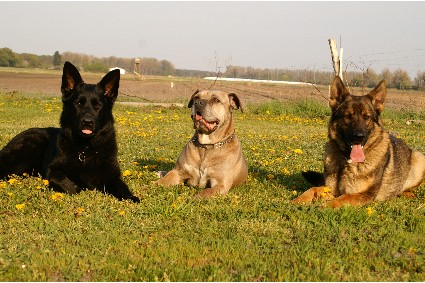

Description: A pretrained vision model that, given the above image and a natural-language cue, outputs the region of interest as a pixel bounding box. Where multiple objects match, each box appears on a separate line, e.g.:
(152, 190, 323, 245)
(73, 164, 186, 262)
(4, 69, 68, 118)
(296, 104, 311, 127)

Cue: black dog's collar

(191, 132, 236, 149)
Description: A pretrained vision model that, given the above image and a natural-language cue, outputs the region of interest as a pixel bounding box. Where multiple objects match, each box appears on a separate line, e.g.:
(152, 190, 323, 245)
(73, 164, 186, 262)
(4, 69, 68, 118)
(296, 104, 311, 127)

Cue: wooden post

(328, 38, 343, 81)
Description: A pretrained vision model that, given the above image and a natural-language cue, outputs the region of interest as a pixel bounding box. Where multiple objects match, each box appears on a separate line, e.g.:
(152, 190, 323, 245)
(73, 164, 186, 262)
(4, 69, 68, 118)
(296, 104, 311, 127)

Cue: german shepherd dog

(293, 76, 425, 207)
(0, 62, 140, 202)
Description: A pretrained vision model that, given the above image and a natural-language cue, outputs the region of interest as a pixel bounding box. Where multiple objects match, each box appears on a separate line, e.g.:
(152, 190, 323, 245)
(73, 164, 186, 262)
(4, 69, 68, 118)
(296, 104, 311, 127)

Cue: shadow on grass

(134, 157, 175, 173)
(249, 165, 312, 193)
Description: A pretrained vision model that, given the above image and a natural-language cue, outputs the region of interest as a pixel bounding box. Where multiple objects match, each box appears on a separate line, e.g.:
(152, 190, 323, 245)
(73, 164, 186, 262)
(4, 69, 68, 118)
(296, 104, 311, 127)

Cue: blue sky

(1, 1, 425, 78)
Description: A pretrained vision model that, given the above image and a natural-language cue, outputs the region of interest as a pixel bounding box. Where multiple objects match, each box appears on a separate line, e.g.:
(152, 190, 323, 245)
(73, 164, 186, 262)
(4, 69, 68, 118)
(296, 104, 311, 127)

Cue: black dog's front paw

(126, 195, 140, 203)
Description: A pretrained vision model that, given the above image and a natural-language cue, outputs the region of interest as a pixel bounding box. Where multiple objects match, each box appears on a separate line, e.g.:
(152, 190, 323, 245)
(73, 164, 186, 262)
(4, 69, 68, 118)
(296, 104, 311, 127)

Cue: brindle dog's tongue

(195, 114, 217, 131)
(350, 144, 365, 163)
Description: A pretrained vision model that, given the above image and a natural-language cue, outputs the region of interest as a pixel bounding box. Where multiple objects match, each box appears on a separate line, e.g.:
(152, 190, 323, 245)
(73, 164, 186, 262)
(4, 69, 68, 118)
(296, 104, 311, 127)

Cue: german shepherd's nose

(81, 117, 94, 128)
(351, 131, 366, 145)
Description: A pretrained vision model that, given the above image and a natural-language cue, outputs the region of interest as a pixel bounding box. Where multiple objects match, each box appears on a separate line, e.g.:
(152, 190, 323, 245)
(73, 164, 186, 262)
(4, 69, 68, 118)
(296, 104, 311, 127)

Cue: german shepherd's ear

(98, 69, 120, 102)
(228, 93, 243, 113)
(367, 80, 386, 114)
(61, 61, 83, 100)
(188, 89, 200, 108)
(329, 76, 350, 111)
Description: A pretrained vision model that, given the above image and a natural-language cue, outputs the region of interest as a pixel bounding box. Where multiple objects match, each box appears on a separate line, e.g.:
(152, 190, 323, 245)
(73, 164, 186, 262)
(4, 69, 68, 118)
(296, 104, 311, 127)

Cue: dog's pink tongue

(350, 144, 365, 163)
(82, 129, 92, 135)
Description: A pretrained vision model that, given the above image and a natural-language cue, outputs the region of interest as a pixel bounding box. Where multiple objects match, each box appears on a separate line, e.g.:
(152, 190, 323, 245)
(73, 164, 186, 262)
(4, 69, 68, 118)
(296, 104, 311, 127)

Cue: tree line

(0, 48, 176, 76)
(1, 47, 424, 90)
(224, 65, 425, 90)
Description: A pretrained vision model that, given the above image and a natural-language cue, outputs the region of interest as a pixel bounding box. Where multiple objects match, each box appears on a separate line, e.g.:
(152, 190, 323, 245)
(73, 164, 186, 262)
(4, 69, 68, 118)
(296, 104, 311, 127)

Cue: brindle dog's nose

(194, 99, 208, 108)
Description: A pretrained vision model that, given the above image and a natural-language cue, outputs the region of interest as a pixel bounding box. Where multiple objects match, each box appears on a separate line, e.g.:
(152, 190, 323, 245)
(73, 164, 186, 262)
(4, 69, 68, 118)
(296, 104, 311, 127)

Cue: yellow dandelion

(23, 173, 29, 177)
(293, 149, 303, 154)
(119, 210, 125, 216)
(282, 168, 291, 176)
(16, 203, 26, 210)
(0, 181, 6, 189)
(122, 170, 132, 177)
(42, 179, 49, 186)
(132, 161, 139, 165)
(267, 174, 275, 180)
(51, 192, 64, 201)
(408, 247, 417, 254)
(292, 190, 298, 196)
(8, 178, 17, 185)
(231, 195, 240, 206)
(74, 207, 85, 215)
(7, 192, 13, 197)
(366, 207, 373, 216)
(323, 187, 331, 193)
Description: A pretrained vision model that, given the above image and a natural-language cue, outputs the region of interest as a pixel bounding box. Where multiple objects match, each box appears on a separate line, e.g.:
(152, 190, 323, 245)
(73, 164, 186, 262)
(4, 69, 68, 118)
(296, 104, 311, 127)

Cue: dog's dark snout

(352, 131, 366, 144)
(81, 118, 94, 128)
(194, 99, 207, 108)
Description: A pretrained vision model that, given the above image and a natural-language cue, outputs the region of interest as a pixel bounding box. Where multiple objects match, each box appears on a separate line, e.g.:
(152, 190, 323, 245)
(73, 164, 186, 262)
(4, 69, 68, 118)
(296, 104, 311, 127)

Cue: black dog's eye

(92, 99, 101, 110)
(76, 98, 86, 108)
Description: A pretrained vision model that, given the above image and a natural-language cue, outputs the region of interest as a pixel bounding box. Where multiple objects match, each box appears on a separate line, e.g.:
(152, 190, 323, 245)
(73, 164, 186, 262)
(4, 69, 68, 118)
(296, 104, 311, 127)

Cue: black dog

(0, 62, 139, 202)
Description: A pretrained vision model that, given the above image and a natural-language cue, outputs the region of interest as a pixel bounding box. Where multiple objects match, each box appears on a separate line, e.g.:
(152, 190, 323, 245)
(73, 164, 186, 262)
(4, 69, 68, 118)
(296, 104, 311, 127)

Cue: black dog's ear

(188, 89, 200, 108)
(228, 93, 243, 113)
(61, 61, 83, 100)
(367, 80, 386, 114)
(329, 76, 350, 111)
(98, 69, 120, 102)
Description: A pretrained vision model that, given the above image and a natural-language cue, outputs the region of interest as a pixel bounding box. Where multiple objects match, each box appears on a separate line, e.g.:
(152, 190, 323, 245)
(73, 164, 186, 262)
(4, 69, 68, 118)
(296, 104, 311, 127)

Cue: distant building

(109, 67, 126, 74)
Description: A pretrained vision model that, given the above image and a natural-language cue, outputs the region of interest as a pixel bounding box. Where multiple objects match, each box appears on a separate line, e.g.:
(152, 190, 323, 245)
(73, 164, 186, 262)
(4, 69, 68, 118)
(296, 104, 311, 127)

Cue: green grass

(0, 92, 424, 281)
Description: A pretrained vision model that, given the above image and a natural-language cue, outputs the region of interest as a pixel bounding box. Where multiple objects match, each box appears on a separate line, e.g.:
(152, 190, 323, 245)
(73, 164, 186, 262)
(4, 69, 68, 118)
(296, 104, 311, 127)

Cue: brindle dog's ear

(61, 61, 83, 101)
(188, 89, 200, 108)
(367, 80, 386, 114)
(99, 69, 120, 102)
(228, 93, 243, 113)
(329, 76, 350, 111)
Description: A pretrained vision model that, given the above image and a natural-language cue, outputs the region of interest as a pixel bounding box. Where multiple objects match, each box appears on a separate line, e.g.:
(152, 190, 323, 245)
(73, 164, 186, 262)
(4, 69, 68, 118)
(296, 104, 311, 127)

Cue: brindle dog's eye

(344, 114, 352, 120)
(364, 114, 371, 120)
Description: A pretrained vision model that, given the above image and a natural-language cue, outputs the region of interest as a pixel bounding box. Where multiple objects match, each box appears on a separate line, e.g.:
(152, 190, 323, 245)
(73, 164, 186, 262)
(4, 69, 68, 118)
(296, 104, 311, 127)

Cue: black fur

(0, 62, 139, 202)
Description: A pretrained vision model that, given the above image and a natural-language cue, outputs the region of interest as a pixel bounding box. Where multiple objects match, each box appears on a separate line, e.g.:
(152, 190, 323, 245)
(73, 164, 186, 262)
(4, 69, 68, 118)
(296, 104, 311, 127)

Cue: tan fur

(156, 90, 248, 199)
(293, 77, 425, 207)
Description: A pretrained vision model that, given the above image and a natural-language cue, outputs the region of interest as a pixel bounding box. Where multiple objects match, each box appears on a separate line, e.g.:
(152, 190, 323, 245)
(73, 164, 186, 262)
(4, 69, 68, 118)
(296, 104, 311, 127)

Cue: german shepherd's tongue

(350, 144, 365, 163)
(82, 129, 93, 135)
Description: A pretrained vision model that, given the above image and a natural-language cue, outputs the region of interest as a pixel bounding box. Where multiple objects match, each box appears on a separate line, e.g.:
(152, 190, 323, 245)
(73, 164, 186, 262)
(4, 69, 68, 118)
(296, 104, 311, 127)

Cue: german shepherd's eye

(75, 98, 86, 108)
(91, 99, 101, 110)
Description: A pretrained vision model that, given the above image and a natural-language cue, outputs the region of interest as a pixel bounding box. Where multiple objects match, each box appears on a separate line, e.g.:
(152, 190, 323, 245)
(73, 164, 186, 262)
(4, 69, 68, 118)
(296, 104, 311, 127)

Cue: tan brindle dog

(156, 90, 248, 198)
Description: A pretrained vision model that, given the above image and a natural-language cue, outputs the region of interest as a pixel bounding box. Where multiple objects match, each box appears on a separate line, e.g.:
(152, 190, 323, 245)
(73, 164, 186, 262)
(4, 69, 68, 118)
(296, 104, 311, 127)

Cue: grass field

(0, 91, 424, 281)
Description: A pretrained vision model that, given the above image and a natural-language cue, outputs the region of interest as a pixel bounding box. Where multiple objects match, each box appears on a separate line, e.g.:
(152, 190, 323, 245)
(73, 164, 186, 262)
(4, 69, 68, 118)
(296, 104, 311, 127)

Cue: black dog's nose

(81, 118, 94, 128)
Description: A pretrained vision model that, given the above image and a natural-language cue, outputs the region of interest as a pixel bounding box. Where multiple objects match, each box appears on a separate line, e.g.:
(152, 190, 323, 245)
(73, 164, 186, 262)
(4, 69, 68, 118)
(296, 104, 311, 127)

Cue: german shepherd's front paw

(292, 186, 334, 204)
